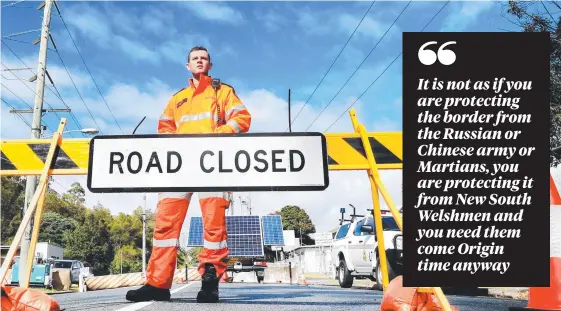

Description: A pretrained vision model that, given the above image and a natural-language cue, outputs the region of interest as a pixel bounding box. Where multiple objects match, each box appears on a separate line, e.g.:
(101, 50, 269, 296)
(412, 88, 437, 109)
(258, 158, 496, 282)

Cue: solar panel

(186, 215, 264, 257)
(227, 215, 264, 257)
(262, 215, 284, 245)
(187, 217, 203, 246)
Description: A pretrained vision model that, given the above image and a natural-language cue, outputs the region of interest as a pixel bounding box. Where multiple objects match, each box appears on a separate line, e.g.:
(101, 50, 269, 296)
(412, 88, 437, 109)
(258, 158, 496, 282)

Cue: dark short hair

(188, 46, 211, 62)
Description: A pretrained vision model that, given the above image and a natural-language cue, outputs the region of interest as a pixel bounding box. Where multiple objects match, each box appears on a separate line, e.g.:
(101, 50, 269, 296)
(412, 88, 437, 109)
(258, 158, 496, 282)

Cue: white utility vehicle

(331, 205, 402, 290)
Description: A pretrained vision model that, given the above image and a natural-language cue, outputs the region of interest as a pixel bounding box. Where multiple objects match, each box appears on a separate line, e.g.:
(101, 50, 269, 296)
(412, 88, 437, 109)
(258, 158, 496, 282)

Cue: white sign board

(87, 133, 329, 193)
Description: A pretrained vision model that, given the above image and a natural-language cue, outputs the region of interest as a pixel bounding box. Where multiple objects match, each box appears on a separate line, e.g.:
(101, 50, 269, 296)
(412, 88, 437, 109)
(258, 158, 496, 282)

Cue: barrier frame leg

(348, 110, 453, 311)
(0, 118, 67, 286)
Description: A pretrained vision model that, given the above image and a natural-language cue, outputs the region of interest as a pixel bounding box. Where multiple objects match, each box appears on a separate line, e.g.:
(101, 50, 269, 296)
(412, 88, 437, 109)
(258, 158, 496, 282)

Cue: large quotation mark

(418, 41, 456, 65)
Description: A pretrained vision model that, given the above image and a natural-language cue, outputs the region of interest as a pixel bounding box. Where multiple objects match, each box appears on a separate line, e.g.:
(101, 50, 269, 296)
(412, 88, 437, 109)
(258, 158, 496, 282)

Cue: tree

(185, 247, 203, 267)
(504, 1, 561, 166)
(38, 212, 77, 247)
(274, 205, 316, 245)
(176, 247, 188, 269)
(0, 176, 25, 244)
(110, 213, 142, 249)
(45, 190, 87, 224)
(110, 244, 142, 274)
(63, 182, 85, 205)
(63, 204, 114, 275)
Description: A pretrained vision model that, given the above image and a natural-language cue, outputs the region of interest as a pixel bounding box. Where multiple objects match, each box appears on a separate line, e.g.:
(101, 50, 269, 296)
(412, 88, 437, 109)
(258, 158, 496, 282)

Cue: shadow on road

(61, 302, 130, 311)
(168, 296, 380, 307)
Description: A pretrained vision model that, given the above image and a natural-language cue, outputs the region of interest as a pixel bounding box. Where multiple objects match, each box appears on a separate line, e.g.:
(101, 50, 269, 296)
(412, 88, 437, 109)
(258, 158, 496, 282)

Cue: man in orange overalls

(126, 46, 251, 303)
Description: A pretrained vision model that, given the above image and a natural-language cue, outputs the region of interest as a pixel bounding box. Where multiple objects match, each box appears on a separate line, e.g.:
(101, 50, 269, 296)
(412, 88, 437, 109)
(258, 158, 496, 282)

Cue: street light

(42, 128, 99, 138)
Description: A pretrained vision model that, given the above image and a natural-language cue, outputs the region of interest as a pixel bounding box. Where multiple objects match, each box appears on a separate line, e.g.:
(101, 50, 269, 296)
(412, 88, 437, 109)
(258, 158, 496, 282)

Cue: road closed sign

(87, 133, 329, 193)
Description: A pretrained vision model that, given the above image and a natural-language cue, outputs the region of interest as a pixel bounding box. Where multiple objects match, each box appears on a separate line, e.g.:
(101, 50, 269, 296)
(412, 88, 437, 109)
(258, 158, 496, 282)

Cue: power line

(1, 61, 68, 136)
(305, 1, 412, 132)
(323, 0, 451, 133)
(48, 44, 102, 136)
(2, 40, 81, 127)
(1, 81, 33, 109)
(55, 2, 124, 134)
(50, 177, 68, 192)
(2, 82, 55, 135)
(286, 0, 377, 131)
(1, 98, 32, 129)
(2, 40, 85, 136)
(1, 0, 28, 8)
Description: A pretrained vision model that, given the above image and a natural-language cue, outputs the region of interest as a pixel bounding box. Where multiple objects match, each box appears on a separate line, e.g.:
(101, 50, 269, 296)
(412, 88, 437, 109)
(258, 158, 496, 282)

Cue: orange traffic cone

(510, 174, 561, 311)
(1, 286, 61, 311)
(380, 276, 458, 311)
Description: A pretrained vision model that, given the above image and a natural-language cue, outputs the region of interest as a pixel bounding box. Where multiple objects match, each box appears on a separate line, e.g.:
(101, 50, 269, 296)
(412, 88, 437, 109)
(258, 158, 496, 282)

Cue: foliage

(110, 244, 142, 274)
(176, 247, 188, 269)
(504, 1, 561, 166)
(274, 205, 316, 245)
(63, 206, 114, 275)
(2, 177, 318, 275)
(185, 247, 203, 267)
(38, 212, 78, 247)
(0, 176, 25, 245)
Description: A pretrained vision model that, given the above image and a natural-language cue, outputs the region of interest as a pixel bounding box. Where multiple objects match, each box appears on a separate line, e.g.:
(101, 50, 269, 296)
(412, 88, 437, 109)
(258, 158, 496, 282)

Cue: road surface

(53, 282, 527, 311)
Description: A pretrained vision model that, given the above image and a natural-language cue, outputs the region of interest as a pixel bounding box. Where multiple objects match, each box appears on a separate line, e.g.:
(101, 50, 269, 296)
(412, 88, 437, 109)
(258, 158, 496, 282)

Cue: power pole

(288, 89, 292, 132)
(142, 194, 147, 277)
(19, 0, 54, 285)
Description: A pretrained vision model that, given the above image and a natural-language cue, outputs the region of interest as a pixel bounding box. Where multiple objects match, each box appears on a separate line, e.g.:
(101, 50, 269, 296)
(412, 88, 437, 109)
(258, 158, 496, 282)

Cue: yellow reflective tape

(370, 132, 403, 161)
(1, 142, 44, 170)
(326, 135, 368, 166)
(60, 140, 90, 169)
(325, 132, 402, 169)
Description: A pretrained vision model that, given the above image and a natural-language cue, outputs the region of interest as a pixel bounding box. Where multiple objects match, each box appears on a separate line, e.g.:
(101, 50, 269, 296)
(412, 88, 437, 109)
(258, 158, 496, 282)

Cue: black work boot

(196, 263, 219, 303)
(126, 284, 170, 302)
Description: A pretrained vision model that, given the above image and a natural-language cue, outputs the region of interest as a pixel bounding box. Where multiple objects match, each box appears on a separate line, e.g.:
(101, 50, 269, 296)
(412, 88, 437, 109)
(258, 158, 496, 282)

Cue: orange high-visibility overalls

(146, 73, 251, 289)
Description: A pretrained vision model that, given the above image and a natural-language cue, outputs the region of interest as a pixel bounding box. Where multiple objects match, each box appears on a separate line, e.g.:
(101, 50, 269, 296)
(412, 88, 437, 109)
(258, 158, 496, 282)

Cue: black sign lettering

(271, 150, 286, 172)
(218, 151, 233, 173)
(167, 151, 182, 173)
(198, 149, 309, 173)
(289, 150, 305, 172)
(127, 152, 142, 174)
(254, 150, 268, 172)
(146, 151, 163, 173)
(200, 150, 214, 173)
(109, 152, 124, 174)
(235, 150, 250, 173)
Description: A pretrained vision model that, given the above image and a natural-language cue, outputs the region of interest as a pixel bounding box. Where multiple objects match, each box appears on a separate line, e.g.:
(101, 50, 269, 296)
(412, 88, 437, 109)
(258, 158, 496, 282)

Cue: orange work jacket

(158, 74, 251, 134)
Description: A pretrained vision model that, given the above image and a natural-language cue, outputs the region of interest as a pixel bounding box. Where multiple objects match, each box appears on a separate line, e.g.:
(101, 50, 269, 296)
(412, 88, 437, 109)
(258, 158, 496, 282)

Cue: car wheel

(338, 259, 353, 288)
(374, 257, 396, 291)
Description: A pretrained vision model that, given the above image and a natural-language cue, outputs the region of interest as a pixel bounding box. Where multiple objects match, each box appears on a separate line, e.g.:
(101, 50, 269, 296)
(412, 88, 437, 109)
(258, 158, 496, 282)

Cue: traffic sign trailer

(0, 110, 454, 311)
(187, 215, 284, 282)
(187, 215, 278, 257)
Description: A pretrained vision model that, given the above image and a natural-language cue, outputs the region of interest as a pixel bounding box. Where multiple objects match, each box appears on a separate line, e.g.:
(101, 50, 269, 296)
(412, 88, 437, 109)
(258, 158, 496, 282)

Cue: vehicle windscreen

(382, 216, 400, 231)
(366, 216, 400, 231)
(53, 261, 72, 268)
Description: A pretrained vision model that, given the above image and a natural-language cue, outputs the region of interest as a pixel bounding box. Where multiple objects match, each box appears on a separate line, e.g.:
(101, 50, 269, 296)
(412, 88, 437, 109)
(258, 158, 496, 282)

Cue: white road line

(115, 282, 197, 311)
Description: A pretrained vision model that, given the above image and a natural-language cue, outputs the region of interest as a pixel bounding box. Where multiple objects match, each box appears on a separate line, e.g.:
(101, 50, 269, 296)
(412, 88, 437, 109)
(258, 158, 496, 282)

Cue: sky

(1, 0, 555, 246)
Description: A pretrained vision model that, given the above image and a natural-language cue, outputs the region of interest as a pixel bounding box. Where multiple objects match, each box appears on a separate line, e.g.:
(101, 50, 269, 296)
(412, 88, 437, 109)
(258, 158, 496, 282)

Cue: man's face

(186, 50, 212, 75)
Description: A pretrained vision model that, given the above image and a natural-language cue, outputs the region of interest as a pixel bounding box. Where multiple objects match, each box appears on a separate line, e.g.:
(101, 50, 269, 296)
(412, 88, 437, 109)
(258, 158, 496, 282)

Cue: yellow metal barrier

(0, 118, 67, 288)
(0, 111, 452, 311)
(0, 133, 401, 176)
